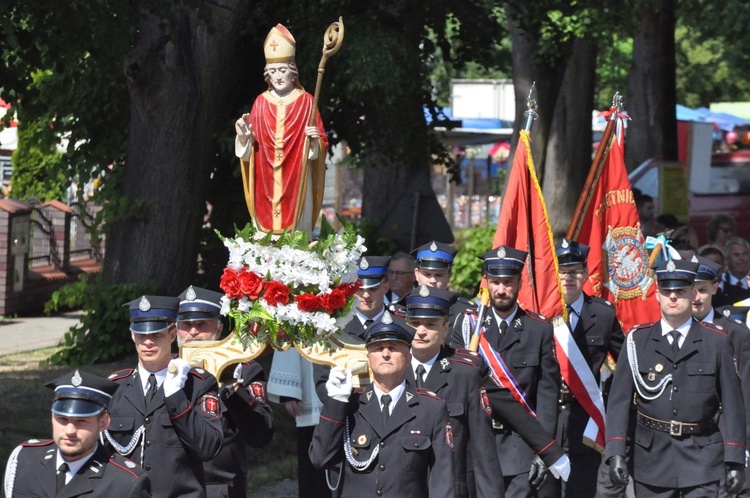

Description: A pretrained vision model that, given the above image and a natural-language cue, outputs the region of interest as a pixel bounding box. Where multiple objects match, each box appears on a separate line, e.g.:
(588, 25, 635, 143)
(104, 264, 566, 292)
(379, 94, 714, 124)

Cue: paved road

(0, 311, 82, 356)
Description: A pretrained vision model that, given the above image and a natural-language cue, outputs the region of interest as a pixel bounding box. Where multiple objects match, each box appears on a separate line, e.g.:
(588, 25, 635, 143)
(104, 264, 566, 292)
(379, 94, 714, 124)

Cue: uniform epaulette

(700, 320, 727, 336)
(450, 357, 478, 369)
(108, 368, 135, 381)
(21, 438, 54, 447)
(189, 368, 207, 380)
(525, 310, 550, 324)
(590, 295, 614, 307)
(414, 387, 442, 400)
(109, 454, 142, 479)
(627, 322, 654, 335)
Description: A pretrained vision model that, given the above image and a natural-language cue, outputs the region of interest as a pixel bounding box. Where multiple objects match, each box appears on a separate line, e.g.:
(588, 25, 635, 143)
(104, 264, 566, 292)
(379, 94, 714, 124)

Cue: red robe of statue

(240, 88, 328, 233)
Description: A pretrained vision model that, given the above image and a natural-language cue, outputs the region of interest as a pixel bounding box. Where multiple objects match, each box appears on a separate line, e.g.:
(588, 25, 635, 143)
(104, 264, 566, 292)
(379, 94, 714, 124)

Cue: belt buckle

(669, 420, 682, 436)
(492, 420, 505, 431)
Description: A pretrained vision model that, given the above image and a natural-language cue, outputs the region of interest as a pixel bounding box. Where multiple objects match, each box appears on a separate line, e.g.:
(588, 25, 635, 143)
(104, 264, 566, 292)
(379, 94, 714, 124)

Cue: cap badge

(724, 309, 732, 317)
(357, 434, 367, 445)
(562, 239, 569, 248)
(430, 241, 438, 252)
(666, 260, 676, 272)
(359, 258, 370, 270)
(71, 370, 82, 387)
(497, 247, 506, 259)
(691, 255, 699, 263)
(441, 357, 450, 370)
(382, 311, 393, 324)
(419, 285, 430, 297)
(186, 286, 197, 301)
(139, 296, 151, 312)
(655, 363, 664, 373)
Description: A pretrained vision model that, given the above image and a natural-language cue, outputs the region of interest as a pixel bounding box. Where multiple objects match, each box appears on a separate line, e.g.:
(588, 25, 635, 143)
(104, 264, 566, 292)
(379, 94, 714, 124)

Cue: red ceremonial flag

(491, 130, 564, 320)
(577, 114, 660, 332)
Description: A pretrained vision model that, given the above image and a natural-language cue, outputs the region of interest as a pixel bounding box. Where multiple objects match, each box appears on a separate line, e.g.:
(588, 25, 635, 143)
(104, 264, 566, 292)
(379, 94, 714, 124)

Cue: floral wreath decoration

(217, 217, 366, 347)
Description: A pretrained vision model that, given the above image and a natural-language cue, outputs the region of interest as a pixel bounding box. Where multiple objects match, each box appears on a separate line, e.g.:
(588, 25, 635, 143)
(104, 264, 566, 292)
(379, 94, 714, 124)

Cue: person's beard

(491, 294, 517, 313)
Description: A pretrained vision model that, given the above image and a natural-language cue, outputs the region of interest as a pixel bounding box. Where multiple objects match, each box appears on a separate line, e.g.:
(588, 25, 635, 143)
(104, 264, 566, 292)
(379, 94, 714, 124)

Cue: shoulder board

(699, 320, 727, 336)
(21, 438, 54, 447)
(590, 295, 614, 307)
(108, 368, 135, 381)
(450, 357, 478, 369)
(414, 387, 442, 400)
(189, 368, 207, 380)
(626, 322, 654, 335)
(454, 347, 480, 358)
(525, 310, 550, 324)
(108, 454, 142, 479)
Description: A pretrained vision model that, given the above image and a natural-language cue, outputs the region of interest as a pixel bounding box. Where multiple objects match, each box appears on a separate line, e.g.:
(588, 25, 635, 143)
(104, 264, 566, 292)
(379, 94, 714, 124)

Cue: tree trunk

(544, 37, 596, 235)
(626, 0, 678, 169)
(103, 1, 254, 293)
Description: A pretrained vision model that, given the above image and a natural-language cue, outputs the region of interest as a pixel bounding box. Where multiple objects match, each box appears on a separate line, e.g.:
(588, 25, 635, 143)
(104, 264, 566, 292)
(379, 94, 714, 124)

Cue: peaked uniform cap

(264, 24, 296, 63)
(357, 256, 391, 289)
(45, 370, 119, 417)
(404, 285, 457, 318)
(365, 311, 414, 346)
(123, 295, 179, 334)
(555, 238, 590, 266)
(178, 285, 224, 321)
(411, 241, 457, 270)
(655, 259, 699, 289)
(691, 255, 721, 282)
(480, 246, 528, 277)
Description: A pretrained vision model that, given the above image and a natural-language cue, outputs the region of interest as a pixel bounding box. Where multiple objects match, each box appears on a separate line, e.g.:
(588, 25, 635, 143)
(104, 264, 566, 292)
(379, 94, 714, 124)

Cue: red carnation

(220, 268, 242, 300)
(324, 288, 348, 313)
(295, 293, 324, 312)
(264, 281, 291, 307)
(238, 270, 264, 300)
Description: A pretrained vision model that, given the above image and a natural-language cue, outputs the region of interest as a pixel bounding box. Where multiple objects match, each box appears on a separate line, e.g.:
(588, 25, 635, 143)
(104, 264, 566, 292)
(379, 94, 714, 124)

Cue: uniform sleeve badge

(479, 387, 492, 417)
(444, 422, 454, 451)
(200, 393, 221, 418)
(249, 381, 267, 403)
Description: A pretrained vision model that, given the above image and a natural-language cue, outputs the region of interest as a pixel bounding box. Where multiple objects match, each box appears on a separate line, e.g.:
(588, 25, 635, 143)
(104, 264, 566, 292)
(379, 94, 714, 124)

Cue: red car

(628, 150, 750, 245)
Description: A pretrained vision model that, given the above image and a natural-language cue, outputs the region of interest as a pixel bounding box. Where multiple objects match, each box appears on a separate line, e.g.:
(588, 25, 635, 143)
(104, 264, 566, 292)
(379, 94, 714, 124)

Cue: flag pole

(566, 93, 623, 240)
(469, 83, 538, 352)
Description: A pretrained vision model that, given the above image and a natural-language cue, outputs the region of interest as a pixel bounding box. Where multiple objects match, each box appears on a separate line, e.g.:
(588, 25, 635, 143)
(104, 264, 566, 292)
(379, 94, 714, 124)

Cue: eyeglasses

(558, 269, 585, 278)
(719, 226, 734, 233)
(387, 270, 412, 277)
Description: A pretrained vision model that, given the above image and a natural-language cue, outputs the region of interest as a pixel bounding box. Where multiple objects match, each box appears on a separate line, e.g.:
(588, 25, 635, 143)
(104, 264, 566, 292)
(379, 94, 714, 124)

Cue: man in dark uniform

(3, 370, 151, 498)
(715, 237, 750, 307)
(606, 259, 746, 497)
(309, 311, 455, 497)
(472, 246, 562, 498)
(410, 240, 475, 346)
(105, 295, 223, 498)
(403, 284, 504, 497)
(689, 257, 750, 498)
(554, 238, 623, 498)
(176, 286, 274, 498)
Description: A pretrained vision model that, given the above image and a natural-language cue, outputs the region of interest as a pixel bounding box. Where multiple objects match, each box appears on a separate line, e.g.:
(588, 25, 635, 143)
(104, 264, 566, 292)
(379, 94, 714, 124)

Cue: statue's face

(266, 62, 295, 95)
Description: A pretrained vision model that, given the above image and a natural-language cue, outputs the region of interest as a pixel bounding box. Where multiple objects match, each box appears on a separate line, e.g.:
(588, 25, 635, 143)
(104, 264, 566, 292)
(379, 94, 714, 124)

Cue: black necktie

(56, 462, 69, 492)
(670, 330, 681, 356)
(381, 394, 392, 429)
(499, 320, 508, 334)
(415, 364, 426, 389)
(364, 319, 374, 328)
(566, 305, 576, 330)
(147, 374, 158, 401)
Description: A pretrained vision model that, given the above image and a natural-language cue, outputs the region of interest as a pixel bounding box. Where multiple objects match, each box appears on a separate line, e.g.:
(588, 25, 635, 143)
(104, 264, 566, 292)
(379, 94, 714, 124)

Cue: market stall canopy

(426, 107, 513, 146)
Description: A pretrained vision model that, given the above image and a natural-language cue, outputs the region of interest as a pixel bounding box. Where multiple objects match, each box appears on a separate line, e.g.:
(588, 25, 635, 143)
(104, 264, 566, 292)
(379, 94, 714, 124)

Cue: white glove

(164, 359, 190, 397)
(233, 364, 244, 382)
(548, 454, 571, 482)
(326, 366, 353, 402)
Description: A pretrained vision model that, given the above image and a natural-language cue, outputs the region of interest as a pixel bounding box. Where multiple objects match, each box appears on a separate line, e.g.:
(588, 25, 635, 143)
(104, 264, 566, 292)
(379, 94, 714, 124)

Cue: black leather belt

(636, 411, 713, 436)
(559, 390, 575, 404)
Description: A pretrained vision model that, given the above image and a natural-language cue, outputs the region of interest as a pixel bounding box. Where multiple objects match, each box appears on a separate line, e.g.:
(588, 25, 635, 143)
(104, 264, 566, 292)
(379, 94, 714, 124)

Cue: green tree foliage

(450, 224, 495, 297)
(10, 122, 67, 201)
